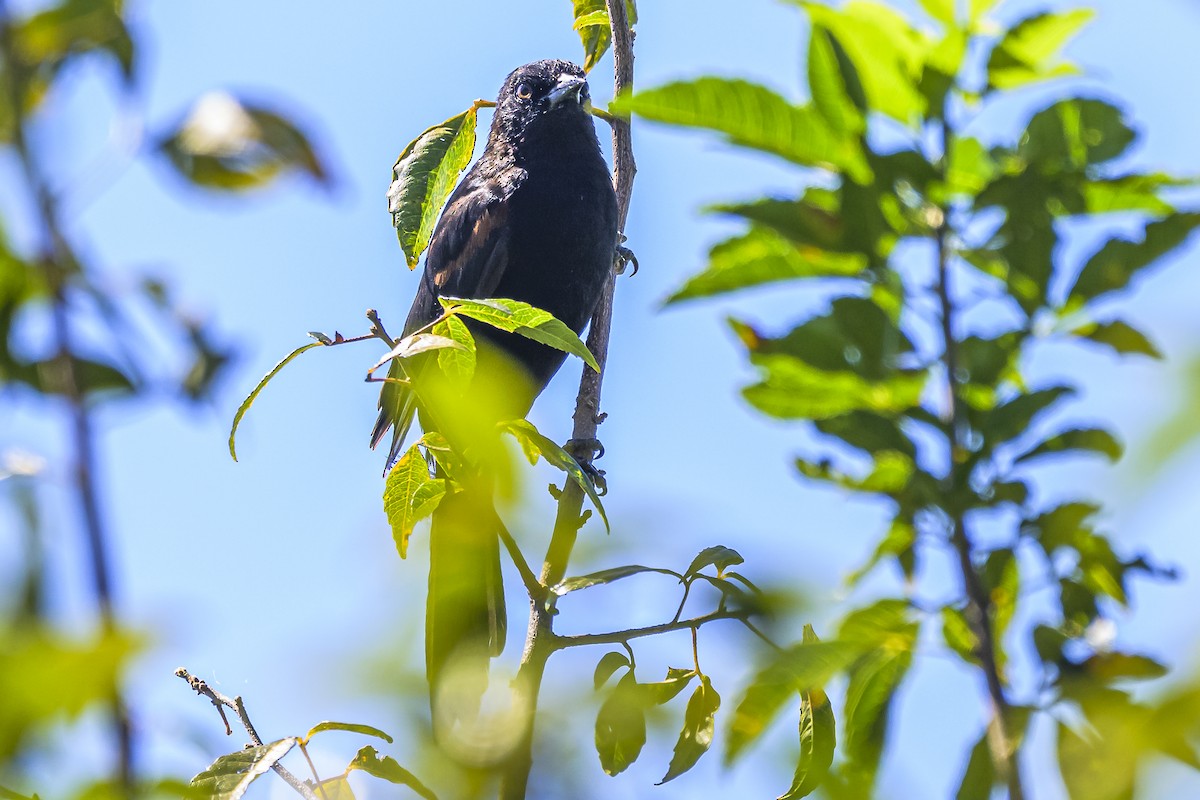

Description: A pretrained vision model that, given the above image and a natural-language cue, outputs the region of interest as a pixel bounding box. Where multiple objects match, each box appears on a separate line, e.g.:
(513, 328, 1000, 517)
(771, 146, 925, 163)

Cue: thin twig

(175, 668, 319, 800)
(494, 510, 543, 601)
(934, 116, 1026, 800)
(551, 609, 748, 649)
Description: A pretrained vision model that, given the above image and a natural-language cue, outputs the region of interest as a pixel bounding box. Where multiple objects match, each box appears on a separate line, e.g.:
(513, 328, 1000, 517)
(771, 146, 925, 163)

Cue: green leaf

(1015, 427, 1123, 464)
(685, 545, 744, 578)
(569, 0, 636, 73)
(640, 668, 698, 705)
(160, 94, 329, 192)
(346, 746, 437, 800)
(1020, 98, 1135, 169)
(301, 721, 394, 745)
(942, 605, 979, 664)
(742, 354, 925, 421)
(1080, 652, 1168, 684)
(12, 0, 134, 81)
(807, 26, 865, 138)
(658, 678, 721, 784)
(189, 739, 296, 800)
(847, 516, 917, 585)
(778, 625, 837, 800)
(430, 313, 477, 381)
(705, 191, 845, 251)
(918, 0, 956, 25)
(955, 729, 996, 800)
(552, 564, 680, 595)
(802, 1, 928, 125)
(982, 549, 1020, 652)
(595, 672, 647, 776)
(368, 333, 467, 374)
(611, 78, 871, 182)
(976, 386, 1075, 450)
(1082, 174, 1182, 216)
(1068, 213, 1200, 306)
(441, 297, 599, 372)
(382, 443, 447, 558)
(814, 411, 916, 458)
(986, 10, 1093, 91)
(497, 419, 609, 530)
(228, 340, 324, 461)
(943, 137, 996, 199)
(666, 227, 866, 304)
(594, 651, 632, 691)
(726, 640, 862, 763)
(389, 107, 480, 268)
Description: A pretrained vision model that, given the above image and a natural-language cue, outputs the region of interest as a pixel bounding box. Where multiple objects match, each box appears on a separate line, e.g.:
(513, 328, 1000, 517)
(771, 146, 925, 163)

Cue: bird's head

(488, 60, 596, 158)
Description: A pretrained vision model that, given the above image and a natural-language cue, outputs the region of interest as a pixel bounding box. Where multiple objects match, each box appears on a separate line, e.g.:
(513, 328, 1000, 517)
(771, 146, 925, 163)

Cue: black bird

(371, 60, 619, 714)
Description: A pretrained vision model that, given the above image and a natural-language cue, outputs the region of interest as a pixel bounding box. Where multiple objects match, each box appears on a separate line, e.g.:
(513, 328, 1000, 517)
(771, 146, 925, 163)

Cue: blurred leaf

(658, 678, 720, 784)
(982, 549, 1019, 656)
(815, 411, 916, 459)
(189, 738, 296, 800)
(497, 419, 608, 530)
(986, 10, 1093, 90)
(1067, 213, 1200, 307)
(594, 651, 631, 691)
(0, 627, 139, 760)
(742, 353, 925, 421)
(1020, 98, 1134, 169)
(918, 0, 955, 25)
(706, 191, 844, 250)
(612, 78, 871, 182)
(778, 625, 836, 800)
(1082, 174, 1182, 216)
(685, 545, 744, 577)
(30, 356, 135, 399)
(801, 1, 928, 125)
(848, 516, 917, 585)
(668, 227, 865, 304)
(311, 777, 354, 800)
(955, 729, 996, 800)
(726, 639, 862, 763)
(11, 0, 134, 82)
(942, 605, 979, 665)
(1015, 427, 1123, 464)
(595, 672, 647, 776)
(807, 26, 865, 137)
(1079, 652, 1167, 684)
(161, 93, 328, 192)
(976, 386, 1075, 450)
(1070, 319, 1161, 359)
(382, 443, 446, 558)
(441, 297, 599, 371)
(943, 137, 996, 199)
(388, 106, 479, 268)
(302, 721, 393, 745)
(346, 746, 437, 800)
(569, 0, 636, 73)
(552, 564, 679, 596)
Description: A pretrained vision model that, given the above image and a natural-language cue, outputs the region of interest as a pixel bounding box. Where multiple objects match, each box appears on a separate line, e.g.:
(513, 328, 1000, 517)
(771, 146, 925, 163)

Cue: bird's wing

(371, 172, 518, 467)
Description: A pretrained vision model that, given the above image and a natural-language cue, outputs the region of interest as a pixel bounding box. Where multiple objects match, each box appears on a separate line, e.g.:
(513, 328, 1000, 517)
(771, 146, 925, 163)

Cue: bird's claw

(615, 243, 638, 277)
(566, 437, 608, 494)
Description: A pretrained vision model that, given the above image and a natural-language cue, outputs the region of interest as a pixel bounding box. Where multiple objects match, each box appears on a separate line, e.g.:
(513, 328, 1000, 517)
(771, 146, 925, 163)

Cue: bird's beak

(547, 74, 586, 108)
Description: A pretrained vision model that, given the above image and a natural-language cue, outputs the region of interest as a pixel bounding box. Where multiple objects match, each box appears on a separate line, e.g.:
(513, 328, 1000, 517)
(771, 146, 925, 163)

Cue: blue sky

(5, 0, 1200, 797)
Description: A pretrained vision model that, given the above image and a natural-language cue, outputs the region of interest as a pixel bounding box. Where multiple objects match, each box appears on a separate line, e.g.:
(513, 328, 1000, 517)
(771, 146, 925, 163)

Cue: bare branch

(175, 668, 319, 800)
(552, 609, 748, 649)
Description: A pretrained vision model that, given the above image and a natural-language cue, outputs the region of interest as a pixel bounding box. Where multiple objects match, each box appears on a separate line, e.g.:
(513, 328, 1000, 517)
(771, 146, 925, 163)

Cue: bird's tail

(425, 485, 507, 724)
(370, 358, 417, 469)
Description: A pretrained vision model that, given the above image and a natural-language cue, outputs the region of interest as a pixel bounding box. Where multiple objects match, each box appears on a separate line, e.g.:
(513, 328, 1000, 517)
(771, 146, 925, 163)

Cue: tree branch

(175, 668, 319, 800)
(499, 5, 637, 798)
(935, 117, 1026, 800)
(552, 609, 748, 649)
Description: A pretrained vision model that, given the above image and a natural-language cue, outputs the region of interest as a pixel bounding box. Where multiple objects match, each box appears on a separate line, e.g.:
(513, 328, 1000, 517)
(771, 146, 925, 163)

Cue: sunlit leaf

(431, 313, 477, 381)
(706, 191, 844, 251)
(498, 419, 609, 530)
(640, 668, 698, 706)
(594, 651, 631, 691)
(942, 605, 979, 665)
(986, 10, 1093, 91)
(346, 746, 437, 800)
(368, 334, 467, 375)
(441, 297, 599, 371)
(569, 0, 636, 73)
(667, 227, 865, 304)
(685, 545, 744, 578)
(189, 739, 296, 800)
(954, 729, 996, 800)
(807, 26, 865, 137)
(778, 625, 837, 800)
(382, 443, 447, 558)
(742, 353, 925, 421)
(1020, 98, 1134, 169)
(12, 0, 134, 82)
(612, 78, 871, 182)
(389, 107, 480, 268)
(302, 721, 393, 745)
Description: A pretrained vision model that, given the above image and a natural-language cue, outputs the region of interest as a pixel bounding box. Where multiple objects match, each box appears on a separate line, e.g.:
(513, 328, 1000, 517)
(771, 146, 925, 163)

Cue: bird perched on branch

(371, 60, 619, 722)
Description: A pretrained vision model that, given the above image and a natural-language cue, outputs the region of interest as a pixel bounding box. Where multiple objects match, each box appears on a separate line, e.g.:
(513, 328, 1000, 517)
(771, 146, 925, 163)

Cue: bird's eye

(516, 82, 534, 101)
